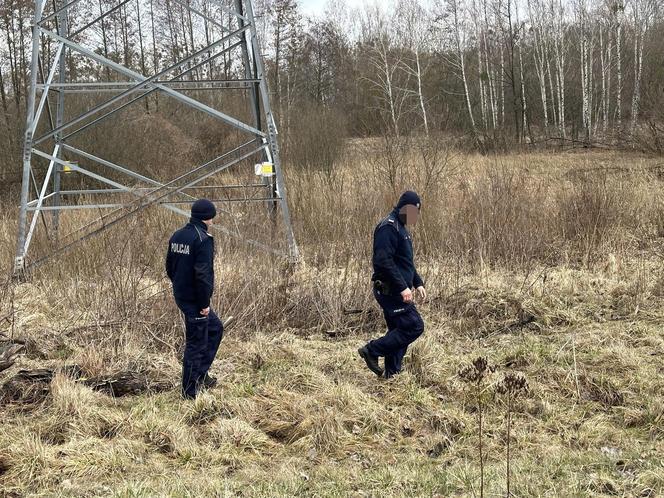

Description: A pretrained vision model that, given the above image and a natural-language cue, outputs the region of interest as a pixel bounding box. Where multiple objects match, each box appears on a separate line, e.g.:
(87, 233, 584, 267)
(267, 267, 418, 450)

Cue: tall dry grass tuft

(47, 374, 127, 441)
(557, 171, 622, 265)
(443, 166, 551, 268)
(406, 333, 448, 386)
(209, 418, 273, 454)
(0, 431, 51, 487)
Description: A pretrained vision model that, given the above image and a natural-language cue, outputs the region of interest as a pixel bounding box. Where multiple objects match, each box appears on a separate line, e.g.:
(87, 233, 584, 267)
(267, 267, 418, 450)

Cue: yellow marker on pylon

(62, 161, 77, 173)
(255, 162, 274, 177)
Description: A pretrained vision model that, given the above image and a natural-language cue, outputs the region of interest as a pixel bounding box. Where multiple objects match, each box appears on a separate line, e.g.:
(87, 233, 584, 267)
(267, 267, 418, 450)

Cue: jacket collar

(188, 217, 209, 234)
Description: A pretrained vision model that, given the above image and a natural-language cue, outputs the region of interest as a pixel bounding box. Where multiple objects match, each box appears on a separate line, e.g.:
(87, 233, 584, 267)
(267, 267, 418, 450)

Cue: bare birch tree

(395, 0, 432, 135)
(362, 6, 409, 136)
(575, 0, 596, 142)
(550, 0, 568, 138)
(434, 0, 477, 135)
(527, 0, 551, 135)
(629, 0, 655, 135)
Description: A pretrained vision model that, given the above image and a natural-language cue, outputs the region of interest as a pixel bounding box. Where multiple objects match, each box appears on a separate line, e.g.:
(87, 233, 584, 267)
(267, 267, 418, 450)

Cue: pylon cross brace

(15, 0, 299, 275)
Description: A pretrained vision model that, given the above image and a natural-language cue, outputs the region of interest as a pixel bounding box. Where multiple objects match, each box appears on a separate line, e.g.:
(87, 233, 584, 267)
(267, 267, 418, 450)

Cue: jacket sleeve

(413, 270, 424, 289)
(165, 241, 174, 281)
(193, 238, 214, 310)
(373, 225, 408, 293)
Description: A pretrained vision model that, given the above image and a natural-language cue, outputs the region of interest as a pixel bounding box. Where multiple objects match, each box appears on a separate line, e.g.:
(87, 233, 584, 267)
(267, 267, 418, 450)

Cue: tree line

(0, 0, 663, 169)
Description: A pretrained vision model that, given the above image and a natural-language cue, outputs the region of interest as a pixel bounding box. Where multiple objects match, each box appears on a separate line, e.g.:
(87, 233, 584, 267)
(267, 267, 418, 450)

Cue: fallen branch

(0, 343, 25, 373)
(1, 365, 172, 405)
(85, 371, 171, 397)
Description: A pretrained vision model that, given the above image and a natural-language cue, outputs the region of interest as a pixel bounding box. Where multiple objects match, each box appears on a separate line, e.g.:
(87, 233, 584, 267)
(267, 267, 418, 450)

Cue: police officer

(358, 191, 426, 378)
(166, 199, 223, 399)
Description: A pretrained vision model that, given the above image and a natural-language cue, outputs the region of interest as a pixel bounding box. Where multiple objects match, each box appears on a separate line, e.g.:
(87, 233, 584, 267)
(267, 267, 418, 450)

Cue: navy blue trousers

(177, 300, 223, 398)
(367, 289, 425, 378)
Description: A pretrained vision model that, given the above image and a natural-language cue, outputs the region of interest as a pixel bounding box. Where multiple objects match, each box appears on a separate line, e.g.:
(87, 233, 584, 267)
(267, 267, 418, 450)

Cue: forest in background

(1, 0, 663, 185)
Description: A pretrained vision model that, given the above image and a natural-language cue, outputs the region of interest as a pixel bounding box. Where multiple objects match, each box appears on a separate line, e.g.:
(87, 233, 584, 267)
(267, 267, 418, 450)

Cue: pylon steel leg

(15, 0, 45, 273)
(53, 0, 67, 235)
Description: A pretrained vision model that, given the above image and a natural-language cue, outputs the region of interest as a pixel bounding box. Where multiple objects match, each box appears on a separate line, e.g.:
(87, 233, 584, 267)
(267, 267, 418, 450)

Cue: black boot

(358, 346, 384, 376)
(202, 374, 217, 388)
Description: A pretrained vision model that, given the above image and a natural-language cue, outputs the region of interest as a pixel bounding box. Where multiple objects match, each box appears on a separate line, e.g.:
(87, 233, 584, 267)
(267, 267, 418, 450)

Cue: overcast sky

(299, 0, 330, 15)
(299, 0, 383, 16)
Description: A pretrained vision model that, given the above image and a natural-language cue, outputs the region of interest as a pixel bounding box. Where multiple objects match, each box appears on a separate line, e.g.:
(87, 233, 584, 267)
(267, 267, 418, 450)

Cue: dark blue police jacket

(372, 208, 424, 295)
(166, 218, 215, 310)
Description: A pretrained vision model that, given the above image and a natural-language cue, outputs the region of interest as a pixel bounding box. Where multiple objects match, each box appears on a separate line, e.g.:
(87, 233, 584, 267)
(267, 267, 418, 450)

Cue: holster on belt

(373, 279, 392, 295)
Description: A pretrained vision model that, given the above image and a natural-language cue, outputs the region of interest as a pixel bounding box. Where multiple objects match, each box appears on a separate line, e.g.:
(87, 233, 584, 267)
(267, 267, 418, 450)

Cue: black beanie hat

(191, 198, 217, 220)
(396, 190, 421, 210)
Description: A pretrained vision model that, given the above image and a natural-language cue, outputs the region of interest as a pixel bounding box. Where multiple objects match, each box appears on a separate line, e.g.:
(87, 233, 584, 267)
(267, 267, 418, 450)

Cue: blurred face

(399, 204, 420, 226)
(204, 218, 213, 227)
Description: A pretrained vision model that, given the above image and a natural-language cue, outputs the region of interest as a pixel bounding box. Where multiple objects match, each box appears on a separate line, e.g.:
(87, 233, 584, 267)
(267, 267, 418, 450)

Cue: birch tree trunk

(518, 41, 529, 142)
(474, 0, 487, 130)
(630, 25, 644, 135)
(528, 0, 549, 134)
(186, 0, 198, 79)
(396, 0, 430, 135)
(551, 0, 566, 138)
(17, 2, 28, 108)
(202, 0, 214, 78)
(486, 36, 498, 129)
(383, 42, 400, 136)
(3, 15, 21, 109)
(149, 0, 159, 110)
(451, 0, 476, 133)
(0, 63, 7, 114)
(630, 0, 651, 135)
(98, 0, 111, 80)
(415, 49, 430, 135)
(500, 44, 505, 127)
(600, 24, 611, 134)
(577, 0, 594, 143)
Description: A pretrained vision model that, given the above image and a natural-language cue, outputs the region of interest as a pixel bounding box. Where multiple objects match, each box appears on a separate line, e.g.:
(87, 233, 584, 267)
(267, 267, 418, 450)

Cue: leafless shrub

(557, 171, 622, 266)
(366, 133, 456, 197)
(443, 166, 552, 268)
(284, 103, 347, 176)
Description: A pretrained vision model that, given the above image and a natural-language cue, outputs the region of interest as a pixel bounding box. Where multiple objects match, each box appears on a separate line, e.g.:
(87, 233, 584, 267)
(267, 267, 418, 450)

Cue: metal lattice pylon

(14, 0, 299, 274)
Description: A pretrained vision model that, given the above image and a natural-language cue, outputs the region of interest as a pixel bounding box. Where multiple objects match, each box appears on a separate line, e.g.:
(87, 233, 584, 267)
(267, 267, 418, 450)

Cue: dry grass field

(0, 148, 663, 497)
